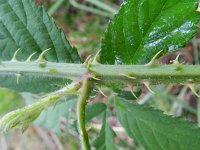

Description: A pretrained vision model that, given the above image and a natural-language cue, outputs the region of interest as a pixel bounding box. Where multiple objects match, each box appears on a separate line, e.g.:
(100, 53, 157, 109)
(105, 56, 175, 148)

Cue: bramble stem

(1, 62, 200, 88)
(77, 77, 91, 150)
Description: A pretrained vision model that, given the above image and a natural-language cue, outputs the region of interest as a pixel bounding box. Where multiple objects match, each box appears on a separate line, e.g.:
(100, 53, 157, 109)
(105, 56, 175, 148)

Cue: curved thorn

(86, 57, 93, 69)
(92, 50, 101, 65)
(187, 84, 200, 98)
(97, 87, 107, 98)
(91, 76, 101, 81)
(121, 73, 136, 80)
(143, 82, 155, 94)
(146, 50, 163, 67)
(83, 55, 92, 65)
(90, 95, 96, 99)
(130, 87, 138, 99)
(89, 72, 101, 81)
(170, 53, 181, 65)
(36, 48, 51, 62)
(11, 48, 21, 62)
(26, 52, 37, 62)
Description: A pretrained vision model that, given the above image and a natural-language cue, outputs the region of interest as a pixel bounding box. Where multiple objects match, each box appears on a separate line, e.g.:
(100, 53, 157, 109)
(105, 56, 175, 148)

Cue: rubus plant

(0, 0, 200, 149)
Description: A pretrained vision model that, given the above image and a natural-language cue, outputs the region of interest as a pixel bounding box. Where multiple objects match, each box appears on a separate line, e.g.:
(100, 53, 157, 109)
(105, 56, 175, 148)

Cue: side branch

(77, 77, 91, 150)
(0, 82, 81, 132)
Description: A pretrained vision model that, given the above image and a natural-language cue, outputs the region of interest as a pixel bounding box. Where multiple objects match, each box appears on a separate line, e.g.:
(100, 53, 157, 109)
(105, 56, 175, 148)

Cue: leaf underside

(0, 0, 81, 93)
(100, 0, 199, 64)
(115, 98, 200, 150)
(85, 103, 107, 123)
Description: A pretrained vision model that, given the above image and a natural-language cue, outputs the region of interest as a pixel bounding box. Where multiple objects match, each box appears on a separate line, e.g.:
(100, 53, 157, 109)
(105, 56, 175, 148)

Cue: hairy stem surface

(1, 61, 200, 86)
(0, 82, 81, 131)
(77, 77, 91, 150)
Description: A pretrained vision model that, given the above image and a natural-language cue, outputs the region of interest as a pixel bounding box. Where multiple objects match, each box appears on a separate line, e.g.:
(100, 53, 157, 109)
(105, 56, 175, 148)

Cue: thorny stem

(77, 77, 91, 150)
(1, 61, 200, 86)
(1, 59, 200, 148)
(1, 60, 200, 138)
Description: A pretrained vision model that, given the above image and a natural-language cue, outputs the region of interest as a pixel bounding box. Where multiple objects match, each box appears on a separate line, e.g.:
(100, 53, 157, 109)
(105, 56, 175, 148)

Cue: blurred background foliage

(0, 0, 200, 149)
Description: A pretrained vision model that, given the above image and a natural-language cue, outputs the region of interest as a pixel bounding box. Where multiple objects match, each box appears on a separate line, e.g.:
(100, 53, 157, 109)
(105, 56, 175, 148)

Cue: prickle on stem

(96, 86, 107, 97)
(187, 84, 200, 98)
(170, 54, 181, 65)
(11, 48, 21, 62)
(143, 82, 155, 94)
(26, 52, 37, 62)
(36, 48, 51, 62)
(121, 73, 136, 80)
(129, 85, 138, 99)
(146, 50, 163, 67)
(92, 50, 101, 65)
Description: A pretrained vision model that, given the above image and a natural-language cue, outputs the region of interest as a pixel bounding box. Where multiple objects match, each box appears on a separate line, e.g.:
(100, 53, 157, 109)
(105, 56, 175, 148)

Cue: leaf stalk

(77, 77, 92, 150)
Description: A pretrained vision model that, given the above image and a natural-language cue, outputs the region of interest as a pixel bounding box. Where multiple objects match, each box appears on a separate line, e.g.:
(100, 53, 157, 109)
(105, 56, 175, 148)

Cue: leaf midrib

(131, 0, 168, 62)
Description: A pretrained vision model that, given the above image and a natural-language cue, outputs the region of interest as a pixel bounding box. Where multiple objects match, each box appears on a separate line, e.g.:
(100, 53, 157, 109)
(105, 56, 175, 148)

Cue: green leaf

(115, 97, 200, 150)
(0, 0, 80, 62)
(34, 98, 77, 133)
(86, 103, 107, 123)
(100, 0, 199, 64)
(92, 111, 117, 150)
(0, 69, 71, 93)
(0, 0, 81, 93)
(116, 88, 142, 100)
(0, 88, 23, 115)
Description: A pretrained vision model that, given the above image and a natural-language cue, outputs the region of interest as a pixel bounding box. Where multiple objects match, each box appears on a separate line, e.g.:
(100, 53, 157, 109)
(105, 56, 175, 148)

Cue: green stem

(77, 77, 91, 150)
(1, 62, 200, 87)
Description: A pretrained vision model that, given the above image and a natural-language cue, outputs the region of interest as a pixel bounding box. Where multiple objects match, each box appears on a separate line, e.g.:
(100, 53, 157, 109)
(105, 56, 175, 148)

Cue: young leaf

(0, 82, 80, 132)
(0, 88, 23, 115)
(92, 111, 117, 150)
(100, 0, 199, 64)
(115, 97, 200, 150)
